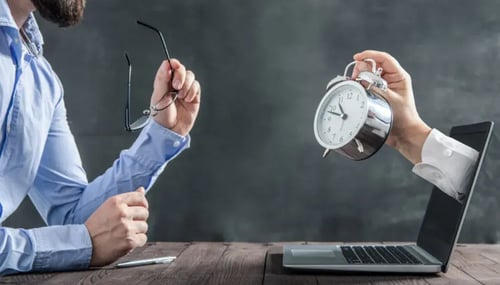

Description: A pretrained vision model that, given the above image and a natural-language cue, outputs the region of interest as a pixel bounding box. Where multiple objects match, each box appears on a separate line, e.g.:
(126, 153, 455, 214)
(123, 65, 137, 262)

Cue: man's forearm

(391, 122, 432, 165)
(68, 120, 190, 224)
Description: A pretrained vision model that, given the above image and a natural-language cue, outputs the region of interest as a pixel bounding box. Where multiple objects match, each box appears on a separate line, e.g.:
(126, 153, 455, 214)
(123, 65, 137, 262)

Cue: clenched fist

(84, 187, 149, 267)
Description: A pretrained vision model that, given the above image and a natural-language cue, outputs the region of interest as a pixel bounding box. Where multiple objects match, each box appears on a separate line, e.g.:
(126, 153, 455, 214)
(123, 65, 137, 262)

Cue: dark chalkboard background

(5, 0, 500, 243)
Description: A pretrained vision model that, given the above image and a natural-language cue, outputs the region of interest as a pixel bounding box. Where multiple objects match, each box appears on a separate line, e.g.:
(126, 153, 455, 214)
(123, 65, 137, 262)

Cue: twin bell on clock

(313, 59, 393, 160)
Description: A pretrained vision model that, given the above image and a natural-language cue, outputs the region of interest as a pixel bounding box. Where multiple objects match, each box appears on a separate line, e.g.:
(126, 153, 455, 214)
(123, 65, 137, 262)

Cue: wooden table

(2, 242, 500, 284)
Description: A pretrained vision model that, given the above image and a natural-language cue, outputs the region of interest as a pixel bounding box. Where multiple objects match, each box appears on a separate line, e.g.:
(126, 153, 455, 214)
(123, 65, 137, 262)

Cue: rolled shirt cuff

(125, 119, 190, 170)
(30, 224, 92, 272)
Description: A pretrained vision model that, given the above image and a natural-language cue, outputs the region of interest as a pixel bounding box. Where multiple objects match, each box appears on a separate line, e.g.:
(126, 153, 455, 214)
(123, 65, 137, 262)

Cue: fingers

(351, 50, 411, 89)
(157, 59, 199, 100)
(130, 233, 148, 248)
(351, 61, 372, 79)
(122, 189, 149, 208)
(154, 59, 186, 93)
(168, 59, 186, 90)
(179, 70, 195, 99)
(123, 233, 148, 252)
(370, 85, 399, 104)
(128, 206, 149, 221)
(353, 50, 402, 75)
(383, 72, 407, 84)
(131, 220, 149, 234)
(177, 69, 201, 103)
(185, 80, 201, 103)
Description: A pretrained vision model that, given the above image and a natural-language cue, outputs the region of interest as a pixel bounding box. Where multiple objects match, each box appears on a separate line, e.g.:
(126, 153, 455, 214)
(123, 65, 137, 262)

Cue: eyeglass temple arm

(136, 20, 172, 62)
(124, 51, 132, 131)
(136, 20, 178, 93)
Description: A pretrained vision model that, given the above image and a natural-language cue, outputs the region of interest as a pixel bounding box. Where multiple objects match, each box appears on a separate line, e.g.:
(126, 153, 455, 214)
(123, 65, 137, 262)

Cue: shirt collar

(0, 0, 44, 54)
(23, 14, 44, 54)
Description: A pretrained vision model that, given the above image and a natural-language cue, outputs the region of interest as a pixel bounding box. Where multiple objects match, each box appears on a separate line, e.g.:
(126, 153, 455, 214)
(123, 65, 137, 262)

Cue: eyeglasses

(124, 21, 178, 132)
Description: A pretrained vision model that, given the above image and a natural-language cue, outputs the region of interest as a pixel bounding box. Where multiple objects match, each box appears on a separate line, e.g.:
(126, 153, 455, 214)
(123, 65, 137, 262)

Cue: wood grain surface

(1, 243, 499, 285)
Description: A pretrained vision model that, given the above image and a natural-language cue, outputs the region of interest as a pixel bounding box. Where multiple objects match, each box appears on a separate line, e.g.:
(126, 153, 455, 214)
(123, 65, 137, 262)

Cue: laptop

(283, 121, 494, 273)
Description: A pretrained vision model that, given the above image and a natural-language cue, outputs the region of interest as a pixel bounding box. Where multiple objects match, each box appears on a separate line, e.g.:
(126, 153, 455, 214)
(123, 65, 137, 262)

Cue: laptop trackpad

(291, 248, 336, 258)
(284, 245, 345, 266)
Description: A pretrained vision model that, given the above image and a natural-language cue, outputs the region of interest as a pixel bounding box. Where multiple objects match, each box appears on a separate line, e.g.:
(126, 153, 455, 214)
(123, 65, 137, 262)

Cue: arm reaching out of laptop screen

(351, 50, 478, 200)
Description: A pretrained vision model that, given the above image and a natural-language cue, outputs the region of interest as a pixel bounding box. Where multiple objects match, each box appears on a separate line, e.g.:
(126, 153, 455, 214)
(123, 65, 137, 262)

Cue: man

(0, 0, 201, 275)
(352, 50, 478, 200)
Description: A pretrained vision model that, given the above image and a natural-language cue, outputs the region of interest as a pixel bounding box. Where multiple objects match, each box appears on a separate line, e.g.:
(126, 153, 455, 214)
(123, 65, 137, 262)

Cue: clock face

(314, 81, 368, 149)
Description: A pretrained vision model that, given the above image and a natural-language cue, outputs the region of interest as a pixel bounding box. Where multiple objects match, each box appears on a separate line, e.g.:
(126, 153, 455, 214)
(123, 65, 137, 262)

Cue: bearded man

(0, 0, 201, 275)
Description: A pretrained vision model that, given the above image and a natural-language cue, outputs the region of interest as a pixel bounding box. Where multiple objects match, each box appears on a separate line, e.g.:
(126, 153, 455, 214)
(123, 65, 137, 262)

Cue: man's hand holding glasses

(151, 58, 200, 136)
(125, 21, 201, 137)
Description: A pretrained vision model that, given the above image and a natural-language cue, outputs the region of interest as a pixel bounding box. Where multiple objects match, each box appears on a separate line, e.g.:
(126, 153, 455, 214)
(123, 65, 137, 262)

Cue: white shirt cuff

(412, 129, 479, 200)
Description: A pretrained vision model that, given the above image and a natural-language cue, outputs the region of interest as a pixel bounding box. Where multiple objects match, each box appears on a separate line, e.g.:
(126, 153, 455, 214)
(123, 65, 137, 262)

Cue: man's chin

(31, 0, 86, 27)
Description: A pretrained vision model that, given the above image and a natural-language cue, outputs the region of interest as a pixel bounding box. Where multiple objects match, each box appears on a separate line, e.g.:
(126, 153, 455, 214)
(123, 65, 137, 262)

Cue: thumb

(136, 187, 146, 194)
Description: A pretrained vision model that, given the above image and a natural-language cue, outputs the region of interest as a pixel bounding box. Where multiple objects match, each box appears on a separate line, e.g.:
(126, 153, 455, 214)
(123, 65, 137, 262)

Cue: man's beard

(31, 0, 86, 27)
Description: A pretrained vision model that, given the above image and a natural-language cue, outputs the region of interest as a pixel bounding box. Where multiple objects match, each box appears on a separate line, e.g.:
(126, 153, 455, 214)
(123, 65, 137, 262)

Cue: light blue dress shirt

(0, 1, 189, 275)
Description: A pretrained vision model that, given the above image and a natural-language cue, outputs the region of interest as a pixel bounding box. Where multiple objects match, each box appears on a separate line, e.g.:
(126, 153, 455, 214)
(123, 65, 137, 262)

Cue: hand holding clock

(315, 57, 393, 160)
(351, 50, 431, 164)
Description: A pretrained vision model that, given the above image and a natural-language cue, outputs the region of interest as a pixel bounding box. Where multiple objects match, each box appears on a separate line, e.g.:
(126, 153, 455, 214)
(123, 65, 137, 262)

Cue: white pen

(115, 256, 176, 268)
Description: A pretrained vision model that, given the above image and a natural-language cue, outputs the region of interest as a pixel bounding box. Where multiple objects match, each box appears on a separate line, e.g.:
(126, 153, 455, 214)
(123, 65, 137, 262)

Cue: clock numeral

(332, 133, 336, 140)
(339, 136, 344, 143)
(327, 116, 331, 121)
(327, 127, 331, 133)
(360, 102, 365, 108)
(347, 92, 353, 100)
(349, 131, 353, 136)
(357, 94, 360, 101)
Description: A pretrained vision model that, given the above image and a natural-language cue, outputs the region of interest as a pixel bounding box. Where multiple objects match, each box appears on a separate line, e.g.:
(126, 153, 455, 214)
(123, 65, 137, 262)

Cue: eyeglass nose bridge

(148, 92, 178, 117)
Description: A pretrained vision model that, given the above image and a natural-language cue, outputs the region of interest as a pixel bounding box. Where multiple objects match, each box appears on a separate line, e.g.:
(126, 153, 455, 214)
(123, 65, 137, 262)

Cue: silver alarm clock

(313, 59, 392, 160)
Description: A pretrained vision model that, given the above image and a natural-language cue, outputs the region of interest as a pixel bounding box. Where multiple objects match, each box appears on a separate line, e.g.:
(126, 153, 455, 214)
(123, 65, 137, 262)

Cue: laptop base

(283, 244, 442, 273)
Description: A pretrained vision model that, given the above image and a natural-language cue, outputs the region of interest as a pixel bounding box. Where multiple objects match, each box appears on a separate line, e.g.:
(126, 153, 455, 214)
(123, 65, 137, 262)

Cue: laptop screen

(416, 121, 494, 272)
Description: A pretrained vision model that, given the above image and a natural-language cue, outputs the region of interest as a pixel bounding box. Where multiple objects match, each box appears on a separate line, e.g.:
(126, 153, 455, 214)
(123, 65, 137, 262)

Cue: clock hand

(327, 110, 343, 117)
(338, 102, 348, 120)
(338, 102, 345, 115)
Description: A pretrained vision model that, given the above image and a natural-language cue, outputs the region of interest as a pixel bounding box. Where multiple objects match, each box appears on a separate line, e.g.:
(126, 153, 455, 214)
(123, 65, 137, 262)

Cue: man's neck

(6, 0, 35, 29)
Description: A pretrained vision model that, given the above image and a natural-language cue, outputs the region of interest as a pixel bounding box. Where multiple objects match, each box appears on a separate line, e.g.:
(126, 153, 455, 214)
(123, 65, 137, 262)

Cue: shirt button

(443, 149, 453, 157)
(173, 141, 181, 148)
(6, 126, 11, 133)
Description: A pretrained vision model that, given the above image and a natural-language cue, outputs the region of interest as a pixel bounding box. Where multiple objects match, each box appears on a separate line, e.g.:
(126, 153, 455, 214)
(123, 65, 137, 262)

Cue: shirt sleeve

(0, 224, 91, 276)
(412, 129, 479, 200)
(29, 84, 189, 225)
(25, 77, 189, 272)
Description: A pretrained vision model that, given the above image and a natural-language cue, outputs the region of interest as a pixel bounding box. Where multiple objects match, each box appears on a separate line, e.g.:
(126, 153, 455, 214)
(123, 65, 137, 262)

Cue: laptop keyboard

(341, 245, 422, 265)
